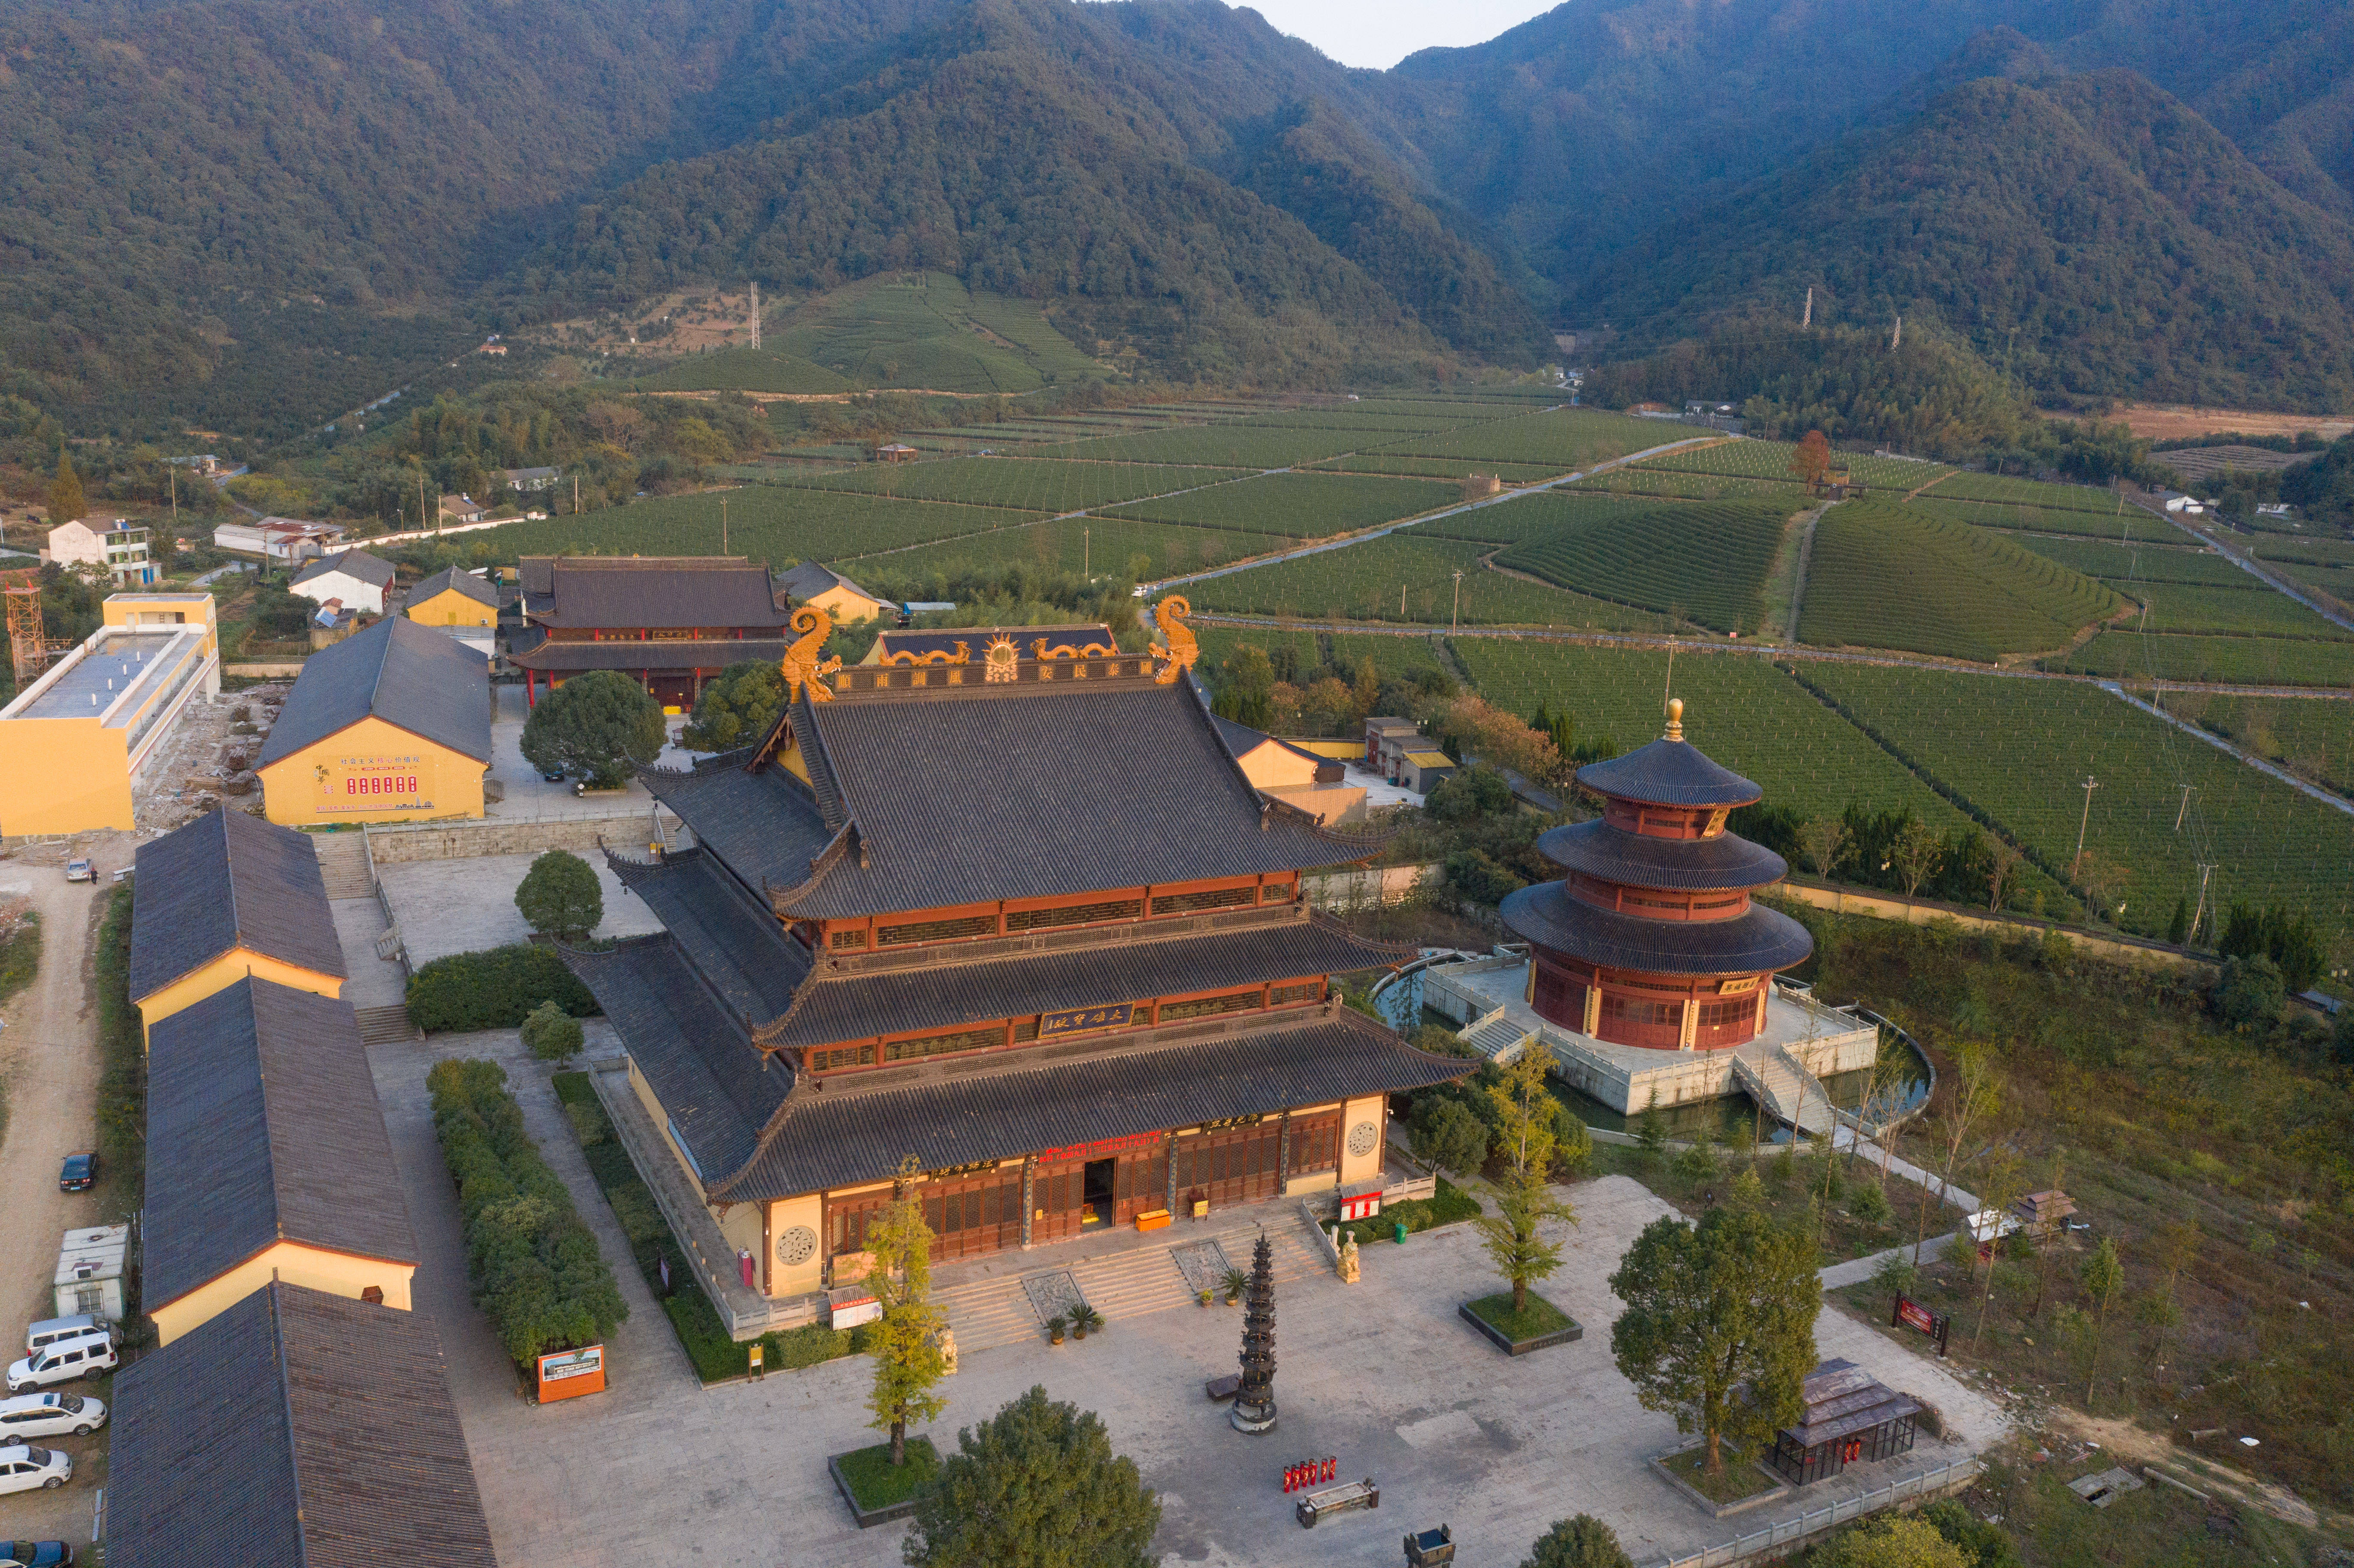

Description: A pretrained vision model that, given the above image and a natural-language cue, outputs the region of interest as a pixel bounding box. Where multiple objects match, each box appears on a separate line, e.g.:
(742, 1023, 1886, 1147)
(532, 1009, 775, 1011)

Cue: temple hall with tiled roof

(563, 600, 1468, 1319)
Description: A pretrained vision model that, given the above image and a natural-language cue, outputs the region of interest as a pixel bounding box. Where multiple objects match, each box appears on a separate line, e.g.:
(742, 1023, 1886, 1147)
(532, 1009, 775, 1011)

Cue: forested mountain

(2, 0, 2352, 438)
(1566, 69, 2354, 409)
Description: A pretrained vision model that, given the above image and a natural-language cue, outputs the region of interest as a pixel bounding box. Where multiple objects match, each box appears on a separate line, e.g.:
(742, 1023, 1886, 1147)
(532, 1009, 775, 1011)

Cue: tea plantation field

(1905, 496, 2163, 541)
(867, 515, 1289, 582)
(1800, 504, 2121, 661)
(786, 457, 1244, 512)
(1634, 440, 1953, 493)
(479, 488, 1037, 565)
(2022, 538, 2260, 589)
(1496, 498, 1789, 634)
(1182, 535, 1664, 629)
(1363, 408, 1668, 468)
(1100, 472, 1459, 538)
(2122, 585, 2354, 640)
(1416, 490, 1650, 548)
(2049, 633, 2354, 688)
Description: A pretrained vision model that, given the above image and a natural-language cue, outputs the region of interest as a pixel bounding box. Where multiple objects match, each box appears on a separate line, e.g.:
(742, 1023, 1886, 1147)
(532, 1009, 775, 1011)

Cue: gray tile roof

(559, 936, 790, 1181)
(520, 556, 789, 630)
(1576, 735, 1762, 808)
(408, 565, 500, 610)
(639, 752, 839, 890)
(606, 847, 811, 1027)
(714, 1009, 1468, 1201)
(143, 978, 417, 1312)
(1536, 819, 1789, 891)
(106, 1282, 495, 1568)
(651, 678, 1372, 922)
(128, 808, 346, 1001)
(509, 636, 795, 672)
(291, 548, 395, 590)
(256, 614, 491, 768)
(757, 913, 1407, 1050)
(1501, 880, 1813, 974)
(777, 560, 882, 604)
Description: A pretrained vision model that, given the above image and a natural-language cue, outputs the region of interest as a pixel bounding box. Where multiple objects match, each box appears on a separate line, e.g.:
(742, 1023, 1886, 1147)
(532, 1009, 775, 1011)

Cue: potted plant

(1222, 1267, 1249, 1305)
(1075, 1305, 1105, 1339)
(1046, 1315, 1066, 1346)
(1198, 1288, 1213, 1308)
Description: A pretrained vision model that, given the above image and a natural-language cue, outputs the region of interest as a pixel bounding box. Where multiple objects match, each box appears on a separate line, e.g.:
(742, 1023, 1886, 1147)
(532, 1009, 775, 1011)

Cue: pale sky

(1217, 0, 1565, 70)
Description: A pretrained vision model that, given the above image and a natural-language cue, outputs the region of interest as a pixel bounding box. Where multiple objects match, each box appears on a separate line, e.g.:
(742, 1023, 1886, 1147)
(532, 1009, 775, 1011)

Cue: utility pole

(721, 496, 728, 555)
(1802, 286, 1812, 329)
(2072, 776, 2099, 875)
(2174, 783, 2194, 831)
(1450, 569, 1463, 633)
(1890, 315, 1902, 350)
(1400, 582, 1406, 619)
(749, 281, 760, 350)
(2190, 862, 2216, 946)
(1084, 527, 1090, 579)
(574, 474, 580, 516)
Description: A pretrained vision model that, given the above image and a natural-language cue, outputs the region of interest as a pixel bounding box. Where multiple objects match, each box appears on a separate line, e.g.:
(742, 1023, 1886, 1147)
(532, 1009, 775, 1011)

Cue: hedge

(406, 943, 598, 1033)
(428, 1059, 627, 1368)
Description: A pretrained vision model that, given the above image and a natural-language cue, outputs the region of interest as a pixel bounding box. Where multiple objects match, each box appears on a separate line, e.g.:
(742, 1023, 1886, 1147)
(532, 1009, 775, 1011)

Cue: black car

(540, 768, 566, 783)
(56, 1153, 96, 1193)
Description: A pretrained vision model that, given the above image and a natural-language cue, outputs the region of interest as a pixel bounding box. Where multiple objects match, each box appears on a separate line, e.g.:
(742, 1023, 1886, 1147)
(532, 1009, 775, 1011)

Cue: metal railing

(1649, 1457, 1983, 1568)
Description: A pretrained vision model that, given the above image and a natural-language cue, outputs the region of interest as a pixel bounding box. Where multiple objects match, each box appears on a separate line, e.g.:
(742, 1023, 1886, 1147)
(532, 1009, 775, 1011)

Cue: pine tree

(1230, 1231, 1278, 1432)
(49, 451, 86, 525)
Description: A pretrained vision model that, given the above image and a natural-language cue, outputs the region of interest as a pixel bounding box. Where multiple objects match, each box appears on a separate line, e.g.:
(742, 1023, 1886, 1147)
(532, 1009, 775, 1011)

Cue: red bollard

(1283, 1464, 1298, 1493)
(1323, 1456, 1336, 1483)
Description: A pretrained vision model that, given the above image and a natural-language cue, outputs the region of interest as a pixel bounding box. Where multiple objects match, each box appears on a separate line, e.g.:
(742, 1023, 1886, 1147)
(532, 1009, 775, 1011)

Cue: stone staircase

(1459, 1008, 1535, 1062)
(1732, 1046, 1837, 1137)
(352, 1004, 421, 1046)
(311, 831, 376, 900)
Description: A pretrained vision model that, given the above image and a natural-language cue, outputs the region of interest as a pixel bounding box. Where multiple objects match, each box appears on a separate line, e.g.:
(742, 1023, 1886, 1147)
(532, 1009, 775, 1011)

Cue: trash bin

(1394, 1220, 1408, 1244)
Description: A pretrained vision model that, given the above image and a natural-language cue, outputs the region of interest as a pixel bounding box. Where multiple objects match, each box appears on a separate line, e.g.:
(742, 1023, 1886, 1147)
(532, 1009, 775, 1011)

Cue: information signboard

(1891, 1294, 1950, 1357)
(536, 1343, 606, 1402)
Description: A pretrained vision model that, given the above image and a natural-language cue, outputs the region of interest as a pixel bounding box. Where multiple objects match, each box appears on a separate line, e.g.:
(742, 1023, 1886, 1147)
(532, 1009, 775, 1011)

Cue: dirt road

(0, 837, 119, 1546)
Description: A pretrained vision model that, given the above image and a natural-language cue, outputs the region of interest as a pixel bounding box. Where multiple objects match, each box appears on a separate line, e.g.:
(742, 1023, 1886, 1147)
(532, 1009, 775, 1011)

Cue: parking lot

(366, 1021, 2005, 1568)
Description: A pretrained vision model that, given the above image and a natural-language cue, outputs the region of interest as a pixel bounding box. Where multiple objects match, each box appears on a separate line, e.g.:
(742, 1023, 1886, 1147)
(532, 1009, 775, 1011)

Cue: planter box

(1646, 1439, 1795, 1519)
(1457, 1299, 1583, 1356)
(829, 1450, 923, 1529)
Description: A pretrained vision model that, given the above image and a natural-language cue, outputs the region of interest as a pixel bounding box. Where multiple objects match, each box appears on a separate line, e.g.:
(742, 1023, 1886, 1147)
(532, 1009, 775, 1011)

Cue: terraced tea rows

(482, 488, 1037, 566)
(1364, 408, 1667, 468)
(2121, 585, 2354, 640)
(1801, 663, 2354, 951)
(1100, 472, 1457, 538)
(788, 457, 1243, 512)
(1311, 454, 1566, 483)
(866, 515, 1288, 581)
(2051, 633, 2354, 688)
(1496, 498, 1790, 634)
(1921, 471, 2122, 513)
(1183, 535, 1663, 630)
(1040, 425, 1387, 469)
(1904, 496, 2162, 541)
(1800, 504, 2121, 661)
(2165, 693, 2354, 798)
(1417, 491, 1649, 547)
(2022, 538, 2259, 588)
(1568, 468, 1809, 502)
(1634, 440, 1954, 492)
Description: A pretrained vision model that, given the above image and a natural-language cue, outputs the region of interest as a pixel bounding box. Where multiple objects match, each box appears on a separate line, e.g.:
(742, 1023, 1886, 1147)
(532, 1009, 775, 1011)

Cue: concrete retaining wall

(1305, 861, 1442, 910)
(364, 809, 669, 863)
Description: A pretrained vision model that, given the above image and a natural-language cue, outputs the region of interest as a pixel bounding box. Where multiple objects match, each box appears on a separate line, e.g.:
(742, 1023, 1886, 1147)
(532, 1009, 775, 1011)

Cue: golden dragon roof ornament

(1151, 595, 1199, 686)
(780, 605, 842, 702)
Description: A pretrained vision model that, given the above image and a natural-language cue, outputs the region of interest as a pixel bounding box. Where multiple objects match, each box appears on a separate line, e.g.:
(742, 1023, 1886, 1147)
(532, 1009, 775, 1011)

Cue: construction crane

(2, 567, 71, 688)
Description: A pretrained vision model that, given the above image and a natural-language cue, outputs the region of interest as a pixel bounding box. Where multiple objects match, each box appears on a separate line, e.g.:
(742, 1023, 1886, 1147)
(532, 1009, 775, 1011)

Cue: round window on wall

(775, 1225, 818, 1267)
(1346, 1121, 1379, 1159)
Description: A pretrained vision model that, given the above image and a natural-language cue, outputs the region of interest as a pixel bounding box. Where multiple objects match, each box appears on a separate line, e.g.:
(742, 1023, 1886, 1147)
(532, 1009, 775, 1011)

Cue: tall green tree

(514, 849, 603, 943)
(1609, 1207, 1819, 1474)
(1520, 1514, 1634, 1568)
(48, 451, 86, 524)
(905, 1386, 1161, 1568)
(520, 671, 666, 787)
(682, 660, 786, 752)
(2079, 1237, 2126, 1406)
(867, 1157, 947, 1468)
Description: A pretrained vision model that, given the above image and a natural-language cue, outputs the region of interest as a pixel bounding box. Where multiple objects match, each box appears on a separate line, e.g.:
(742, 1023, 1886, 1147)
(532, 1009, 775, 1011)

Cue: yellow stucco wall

(807, 584, 889, 624)
(150, 1240, 416, 1346)
(257, 714, 485, 826)
(0, 718, 132, 834)
(630, 1056, 711, 1194)
(1339, 1095, 1386, 1187)
(767, 1194, 825, 1299)
(407, 587, 496, 629)
(104, 593, 217, 660)
(1233, 740, 1321, 791)
(135, 948, 344, 1048)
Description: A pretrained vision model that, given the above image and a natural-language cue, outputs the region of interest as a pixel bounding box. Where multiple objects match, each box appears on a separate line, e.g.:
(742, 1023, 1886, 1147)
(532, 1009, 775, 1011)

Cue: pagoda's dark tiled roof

(106, 1282, 495, 1568)
(688, 678, 1364, 921)
(759, 913, 1406, 1049)
(560, 937, 790, 1180)
(638, 753, 840, 891)
(508, 637, 796, 672)
(1500, 881, 1813, 974)
(143, 979, 417, 1311)
(129, 808, 346, 1001)
(713, 1009, 1468, 1201)
(607, 848, 811, 1026)
(1536, 819, 1788, 891)
(255, 614, 491, 768)
(520, 556, 789, 630)
(1576, 736, 1760, 808)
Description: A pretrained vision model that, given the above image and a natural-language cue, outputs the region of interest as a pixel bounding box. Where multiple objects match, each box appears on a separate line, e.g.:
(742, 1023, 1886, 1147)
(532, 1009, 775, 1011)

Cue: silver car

(0, 1394, 103, 1440)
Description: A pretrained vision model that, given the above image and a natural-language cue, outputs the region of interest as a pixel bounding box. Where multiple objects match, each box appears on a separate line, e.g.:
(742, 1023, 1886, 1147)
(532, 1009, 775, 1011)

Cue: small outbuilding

(105, 1281, 497, 1568)
(129, 807, 346, 1045)
(778, 560, 894, 625)
(290, 547, 395, 616)
(143, 978, 420, 1345)
(1398, 749, 1457, 793)
(1214, 714, 1366, 824)
(53, 1224, 129, 1322)
(405, 564, 501, 631)
(256, 614, 491, 825)
(1767, 1358, 1921, 1485)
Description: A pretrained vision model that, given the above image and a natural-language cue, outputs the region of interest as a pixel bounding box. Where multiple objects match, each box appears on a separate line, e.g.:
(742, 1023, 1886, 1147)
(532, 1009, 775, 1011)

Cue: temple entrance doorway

(1082, 1157, 1118, 1229)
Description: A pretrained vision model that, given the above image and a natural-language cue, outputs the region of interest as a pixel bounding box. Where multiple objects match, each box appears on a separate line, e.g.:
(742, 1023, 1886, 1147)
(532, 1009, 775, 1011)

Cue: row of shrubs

(428, 1058, 627, 1368)
(407, 943, 598, 1033)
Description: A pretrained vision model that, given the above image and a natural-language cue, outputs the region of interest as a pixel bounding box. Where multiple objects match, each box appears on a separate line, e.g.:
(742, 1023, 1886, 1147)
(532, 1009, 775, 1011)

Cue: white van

(5, 1339, 115, 1395)
(22, 1318, 112, 1360)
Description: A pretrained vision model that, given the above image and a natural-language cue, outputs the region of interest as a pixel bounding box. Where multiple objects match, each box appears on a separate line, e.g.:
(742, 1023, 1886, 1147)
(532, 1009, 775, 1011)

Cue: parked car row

(6, 1319, 115, 1397)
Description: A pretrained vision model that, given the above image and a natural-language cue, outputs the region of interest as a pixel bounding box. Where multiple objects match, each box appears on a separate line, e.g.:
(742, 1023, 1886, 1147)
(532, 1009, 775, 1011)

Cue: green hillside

(1800, 501, 2122, 660)
(1495, 498, 1791, 634)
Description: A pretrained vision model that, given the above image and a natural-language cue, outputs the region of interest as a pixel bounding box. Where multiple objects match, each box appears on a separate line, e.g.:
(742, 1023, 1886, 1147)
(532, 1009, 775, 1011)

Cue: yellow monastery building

(405, 563, 500, 631)
(256, 614, 492, 825)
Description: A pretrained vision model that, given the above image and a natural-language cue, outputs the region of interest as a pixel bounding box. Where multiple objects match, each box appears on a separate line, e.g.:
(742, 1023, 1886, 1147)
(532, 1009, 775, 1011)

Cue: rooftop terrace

(6, 629, 202, 724)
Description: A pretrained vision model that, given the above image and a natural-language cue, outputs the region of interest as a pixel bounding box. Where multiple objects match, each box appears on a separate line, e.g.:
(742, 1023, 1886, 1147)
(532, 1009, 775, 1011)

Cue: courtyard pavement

(378, 853, 667, 968)
(365, 1023, 2007, 1568)
(483, 683, 704, 821)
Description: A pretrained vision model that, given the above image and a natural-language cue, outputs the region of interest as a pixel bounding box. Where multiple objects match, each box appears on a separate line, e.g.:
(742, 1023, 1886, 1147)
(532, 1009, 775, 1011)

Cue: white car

(0, 1394, 103, 1440)
(0, 1445, 68, 1494)
(4, 1341, 114, 1394)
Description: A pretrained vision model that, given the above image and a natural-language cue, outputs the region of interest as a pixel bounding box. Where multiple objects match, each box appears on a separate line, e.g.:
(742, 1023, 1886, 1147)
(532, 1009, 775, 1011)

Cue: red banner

(1034, 1129, 1165, 1165)
(1895, 1297, 1936, 1335)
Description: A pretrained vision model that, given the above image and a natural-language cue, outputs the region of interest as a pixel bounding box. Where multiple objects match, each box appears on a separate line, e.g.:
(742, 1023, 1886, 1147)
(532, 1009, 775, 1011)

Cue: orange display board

(536, 1344, 606, 1402)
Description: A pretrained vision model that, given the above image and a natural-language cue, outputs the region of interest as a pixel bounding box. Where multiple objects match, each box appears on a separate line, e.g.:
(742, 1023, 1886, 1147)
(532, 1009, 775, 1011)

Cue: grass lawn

(551, 1072, 860, 1382)
(1660, 1443, 1780, 1505)
(835, 1437, 941, 1512)
(1336, 1176, 1482, 1246)
(1582, 1139, 1917, 1266)
(1465, 1290, 1576, 1344)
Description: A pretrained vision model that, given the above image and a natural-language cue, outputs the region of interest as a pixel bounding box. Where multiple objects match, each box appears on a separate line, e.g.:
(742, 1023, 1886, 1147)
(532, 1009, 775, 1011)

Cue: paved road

(0, 838, 124, 1551)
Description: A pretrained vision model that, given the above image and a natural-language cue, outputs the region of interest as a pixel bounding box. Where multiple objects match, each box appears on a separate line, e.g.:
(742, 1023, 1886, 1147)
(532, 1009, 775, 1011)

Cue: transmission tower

(3, 568, 61, 688)
(749, 281, 760, 350)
